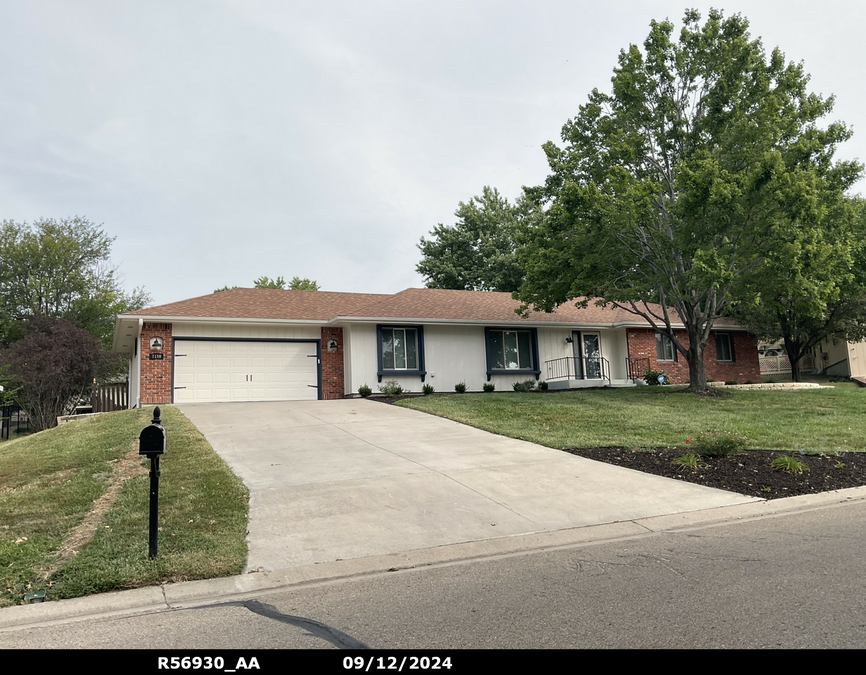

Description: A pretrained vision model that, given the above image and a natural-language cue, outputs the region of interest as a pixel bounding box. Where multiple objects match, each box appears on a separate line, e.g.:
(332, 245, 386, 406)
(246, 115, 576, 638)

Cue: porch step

(851, 377, 866, 387)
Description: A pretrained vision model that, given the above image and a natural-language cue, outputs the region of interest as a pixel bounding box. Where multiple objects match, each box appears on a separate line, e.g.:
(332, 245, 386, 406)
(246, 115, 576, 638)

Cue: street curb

(2, 485, 865, 631)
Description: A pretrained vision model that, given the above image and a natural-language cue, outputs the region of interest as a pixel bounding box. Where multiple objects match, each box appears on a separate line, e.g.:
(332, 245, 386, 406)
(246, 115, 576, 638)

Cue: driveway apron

(179, 400, 758, 572)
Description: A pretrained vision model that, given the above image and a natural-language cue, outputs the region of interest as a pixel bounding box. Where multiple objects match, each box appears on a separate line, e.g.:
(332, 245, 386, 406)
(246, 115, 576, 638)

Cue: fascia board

(116, 314, 329, 326)
(332, 316, 624, 329)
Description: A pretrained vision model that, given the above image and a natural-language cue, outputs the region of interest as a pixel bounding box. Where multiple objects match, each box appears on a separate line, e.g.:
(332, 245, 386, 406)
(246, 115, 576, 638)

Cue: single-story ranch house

(112, 287, 761, 406)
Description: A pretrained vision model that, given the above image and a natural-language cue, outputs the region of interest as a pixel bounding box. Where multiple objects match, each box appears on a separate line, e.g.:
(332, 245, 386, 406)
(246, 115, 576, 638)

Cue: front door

(573, 331, 602, 379)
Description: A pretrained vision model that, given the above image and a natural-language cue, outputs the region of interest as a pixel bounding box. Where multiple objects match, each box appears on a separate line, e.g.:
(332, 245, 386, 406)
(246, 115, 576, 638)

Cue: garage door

(173, 340, 319, 403)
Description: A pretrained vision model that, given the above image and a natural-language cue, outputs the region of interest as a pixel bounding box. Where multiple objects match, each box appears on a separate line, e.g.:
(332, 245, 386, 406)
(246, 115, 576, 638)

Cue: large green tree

(417, 187, 539, 292)
(0, 217, 150, 347)
(735, 196, 866, 380)
(517, 9, 861, 393)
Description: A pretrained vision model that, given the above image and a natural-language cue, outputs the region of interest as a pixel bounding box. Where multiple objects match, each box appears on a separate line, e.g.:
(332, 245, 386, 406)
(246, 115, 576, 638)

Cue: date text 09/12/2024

(156, 656, 455, 672)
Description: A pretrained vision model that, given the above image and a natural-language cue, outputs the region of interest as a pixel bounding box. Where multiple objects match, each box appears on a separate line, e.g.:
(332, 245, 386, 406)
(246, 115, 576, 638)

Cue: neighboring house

(808, 339, 866, 378)
(112, 288, 761, 406)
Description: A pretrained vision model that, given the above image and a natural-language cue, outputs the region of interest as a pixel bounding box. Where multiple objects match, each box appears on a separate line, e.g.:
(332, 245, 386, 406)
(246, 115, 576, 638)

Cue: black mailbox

(139, 421, 165, 455)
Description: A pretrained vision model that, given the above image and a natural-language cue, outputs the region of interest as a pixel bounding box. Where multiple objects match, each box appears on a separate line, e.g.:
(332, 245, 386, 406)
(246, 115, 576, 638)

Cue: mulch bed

(565, 447, 866, 499)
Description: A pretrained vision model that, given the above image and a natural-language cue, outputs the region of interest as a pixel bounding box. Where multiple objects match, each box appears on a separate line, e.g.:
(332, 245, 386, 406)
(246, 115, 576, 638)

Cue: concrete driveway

(179, 400, 759, 572)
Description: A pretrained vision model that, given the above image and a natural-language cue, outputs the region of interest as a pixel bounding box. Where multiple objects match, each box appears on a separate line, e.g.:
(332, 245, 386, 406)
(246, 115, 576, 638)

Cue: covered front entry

(173, 339, 320, 403)
(572, 330, 604, 380)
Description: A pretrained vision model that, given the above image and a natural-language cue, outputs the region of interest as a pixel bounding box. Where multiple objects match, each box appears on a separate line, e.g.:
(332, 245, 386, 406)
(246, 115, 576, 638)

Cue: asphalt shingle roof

(126, 287, 735, 328)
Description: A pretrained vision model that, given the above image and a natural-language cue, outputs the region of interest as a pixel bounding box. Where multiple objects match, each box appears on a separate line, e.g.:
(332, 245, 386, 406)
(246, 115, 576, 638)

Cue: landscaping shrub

(482, 383, 495, 392)
(685, 431, 748, 456)
(672, 452, 707, 471)
(358, 384, 372, 397)
(538, 381, 548, 390)
(378, 380, 403, 396)
(725, 379, 738, 385)
(643, 369, 670, 386)
(454, 382, 467, 393)
(422, 383, 435, 395)
(512, 379, 537, 392)
(770, 454, 808, 474)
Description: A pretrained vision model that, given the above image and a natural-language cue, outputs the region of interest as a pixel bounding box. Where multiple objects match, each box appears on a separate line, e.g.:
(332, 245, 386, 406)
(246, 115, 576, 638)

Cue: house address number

(149, 353, 165, 360)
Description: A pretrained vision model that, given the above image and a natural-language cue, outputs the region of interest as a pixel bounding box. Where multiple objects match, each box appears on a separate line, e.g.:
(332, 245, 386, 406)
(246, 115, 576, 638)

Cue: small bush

(672, 453, 707, 471)
(770, 455, 808, 474)
(454, 382, 467, 393)
(685, 431, 748, 457)
(358, 384, 372, 398)
(744, 380, 754, 385)
(644, 369, 670, 386)
(538, 380, 548, 390)
(512, 379, 537, 392)
(724, 380, 738, 385)
(422, 383, 435, 395)
(482, 383, 495, 392)
(378, 380, 403, 396)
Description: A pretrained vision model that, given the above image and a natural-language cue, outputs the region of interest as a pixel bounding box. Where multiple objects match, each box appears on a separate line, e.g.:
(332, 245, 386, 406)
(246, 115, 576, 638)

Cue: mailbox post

(139, 406, 166, 559)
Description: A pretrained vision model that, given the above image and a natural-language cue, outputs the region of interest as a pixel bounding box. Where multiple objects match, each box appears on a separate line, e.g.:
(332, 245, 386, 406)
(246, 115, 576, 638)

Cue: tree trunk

(685, 340, 710, 394)
(783, 337, 802, 382)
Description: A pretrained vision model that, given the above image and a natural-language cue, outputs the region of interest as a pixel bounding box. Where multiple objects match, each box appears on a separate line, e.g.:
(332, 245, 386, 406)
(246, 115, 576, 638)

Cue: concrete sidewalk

(178, 399, 759, 572)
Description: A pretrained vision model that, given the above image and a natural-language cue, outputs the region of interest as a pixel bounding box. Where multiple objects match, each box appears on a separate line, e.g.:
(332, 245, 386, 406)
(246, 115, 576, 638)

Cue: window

(377, 325, 425, 381)
(715, 333, 734, 362)
(655, 333, 676, 362)
(485, 328, 539, 379)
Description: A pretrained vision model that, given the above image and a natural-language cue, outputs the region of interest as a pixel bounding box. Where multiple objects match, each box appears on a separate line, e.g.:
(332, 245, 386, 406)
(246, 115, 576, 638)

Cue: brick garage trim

(626, 328, 761, 384)
(320, 327, 345, 400)
(140, 322, 173, 405)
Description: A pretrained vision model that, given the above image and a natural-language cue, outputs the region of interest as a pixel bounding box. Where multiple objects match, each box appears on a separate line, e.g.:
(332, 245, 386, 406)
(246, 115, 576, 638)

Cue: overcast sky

(3, 1, 864, 306)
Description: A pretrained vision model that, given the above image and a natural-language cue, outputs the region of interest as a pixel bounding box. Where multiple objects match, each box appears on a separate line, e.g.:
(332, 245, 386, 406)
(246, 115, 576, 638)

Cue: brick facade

(626, 328, 761, 384)
(140, 322, 173, 404)
(320, 327, 345, 400)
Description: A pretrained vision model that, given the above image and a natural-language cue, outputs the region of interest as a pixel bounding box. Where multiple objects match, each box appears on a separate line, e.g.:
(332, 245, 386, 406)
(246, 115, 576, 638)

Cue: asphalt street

(2, 495, 865, 653)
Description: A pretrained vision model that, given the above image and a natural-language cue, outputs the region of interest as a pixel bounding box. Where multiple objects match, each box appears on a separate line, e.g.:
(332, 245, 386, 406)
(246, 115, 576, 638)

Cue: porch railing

(625, 357, 651, 382)
(545, 356, 611, 385)
(91, 381, 129, 413)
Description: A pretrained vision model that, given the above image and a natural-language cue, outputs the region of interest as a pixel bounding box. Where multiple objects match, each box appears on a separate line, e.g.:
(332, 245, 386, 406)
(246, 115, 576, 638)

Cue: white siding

(129, 336, 141, 408)
(345, 323, 631, 394)
(848, 342, 866, 378)
(172, 322, 320, 340)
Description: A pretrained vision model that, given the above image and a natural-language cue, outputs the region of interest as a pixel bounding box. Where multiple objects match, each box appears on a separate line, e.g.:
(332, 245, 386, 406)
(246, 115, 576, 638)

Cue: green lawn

(0, 407, 248, 607)
(395, 385, 866, 453)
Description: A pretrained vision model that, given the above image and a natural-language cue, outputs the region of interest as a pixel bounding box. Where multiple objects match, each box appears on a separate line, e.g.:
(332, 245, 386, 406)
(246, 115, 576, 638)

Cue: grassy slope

(395, 386, 865, 453)
(0, 407, 248, 607)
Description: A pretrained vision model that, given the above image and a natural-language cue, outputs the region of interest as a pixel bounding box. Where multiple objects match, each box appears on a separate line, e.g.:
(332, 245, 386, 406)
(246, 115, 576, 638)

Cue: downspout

(136, 318, 143, 409)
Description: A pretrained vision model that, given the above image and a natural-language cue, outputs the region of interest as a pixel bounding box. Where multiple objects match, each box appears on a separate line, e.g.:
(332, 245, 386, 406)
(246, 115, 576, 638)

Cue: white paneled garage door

(173, 340, 319, 403)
